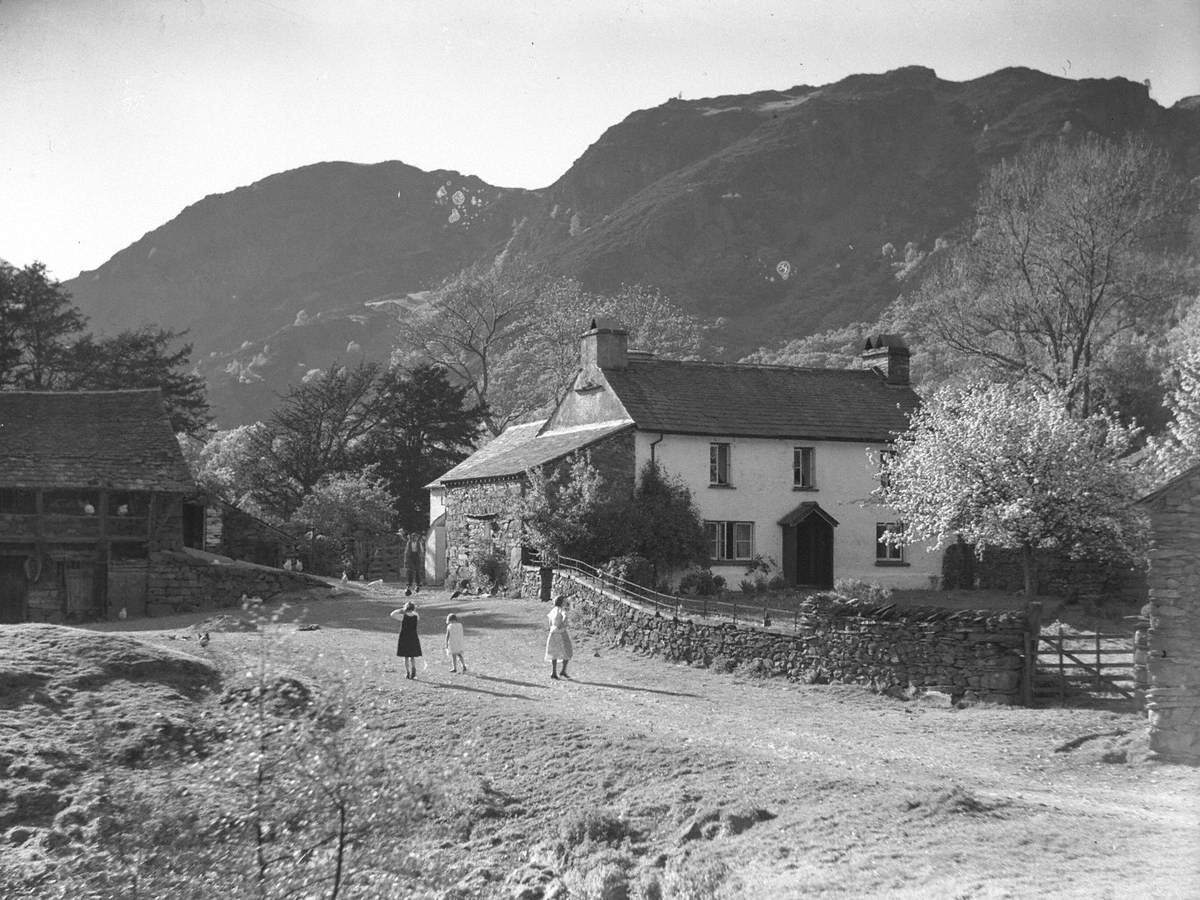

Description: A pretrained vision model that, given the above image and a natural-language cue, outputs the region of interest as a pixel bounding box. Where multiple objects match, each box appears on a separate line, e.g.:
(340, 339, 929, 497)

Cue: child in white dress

(445, 613, 467, 673)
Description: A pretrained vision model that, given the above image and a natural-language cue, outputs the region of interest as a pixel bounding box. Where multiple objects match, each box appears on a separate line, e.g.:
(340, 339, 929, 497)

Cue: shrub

(599, 554, 654, 590)
(739, 579, 755, 594)
(560, 807, 631, 848)
(767, 573, 787, 591)
(834, 577, 893, 604)
(754, 577, 769, 593)
(711, 574, 725, 590)
(678, 567, 718, 596)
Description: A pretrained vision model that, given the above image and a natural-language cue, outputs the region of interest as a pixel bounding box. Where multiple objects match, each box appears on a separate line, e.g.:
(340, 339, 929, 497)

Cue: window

(793, 447, 816, 488)
(876, 522, 905, 564)
(706, 521, 754, 561)
(878, 450, 896, 489)
(709, 442, 731, 486)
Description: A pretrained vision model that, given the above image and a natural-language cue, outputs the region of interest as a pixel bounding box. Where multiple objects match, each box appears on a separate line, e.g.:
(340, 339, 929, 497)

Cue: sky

(2, 0, 1198, 281)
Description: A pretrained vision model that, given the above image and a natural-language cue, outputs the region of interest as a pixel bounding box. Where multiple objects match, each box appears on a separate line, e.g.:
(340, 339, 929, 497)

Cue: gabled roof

(602, 358, 917, 441)
(778, 501, 840, 528)
(0, 389, 195, 492)
(429, 419, 633, 486)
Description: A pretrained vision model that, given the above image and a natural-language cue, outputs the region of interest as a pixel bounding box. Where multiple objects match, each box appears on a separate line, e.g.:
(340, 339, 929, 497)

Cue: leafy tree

(0, 261, 211, 431)
(251, 362, 386, 519)
(64, 325, 210, 433)
(292, 469, 397, 577)
(516, 452, 608, 564)
(368, 364, 485, 532)
(0, 261, 86, 388)
(624, 460, 709, 581)
(878, 381, 1146, 597)
(892, 134, 1191, 415)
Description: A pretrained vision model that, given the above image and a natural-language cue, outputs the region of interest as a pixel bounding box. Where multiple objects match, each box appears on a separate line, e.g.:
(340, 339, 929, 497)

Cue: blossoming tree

(877, 382, 1146, 597)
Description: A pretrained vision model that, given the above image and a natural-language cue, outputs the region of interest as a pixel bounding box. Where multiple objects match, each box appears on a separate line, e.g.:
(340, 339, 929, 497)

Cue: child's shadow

(473, 673, 550, 691)
(431, 679, 532, 701)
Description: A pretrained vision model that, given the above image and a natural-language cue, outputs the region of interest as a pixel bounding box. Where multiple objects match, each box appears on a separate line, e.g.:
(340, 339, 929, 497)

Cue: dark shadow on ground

(429, 680, 531, 701)
(566, 678, 705, 699)
(473, 673, 550, 691)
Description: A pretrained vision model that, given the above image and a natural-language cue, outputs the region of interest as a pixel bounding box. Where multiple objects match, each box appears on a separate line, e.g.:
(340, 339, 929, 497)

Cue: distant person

(390, 601, 422, 679)
(545, 596, 573, 680)
(445, 613, 467, 673)
(404, 530, 426, 595)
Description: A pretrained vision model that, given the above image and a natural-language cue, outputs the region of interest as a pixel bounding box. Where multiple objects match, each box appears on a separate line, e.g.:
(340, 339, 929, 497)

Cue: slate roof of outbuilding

(0, 389, 196, 491)
(602, 358, 918, 441)
(429, 420, 633, 485)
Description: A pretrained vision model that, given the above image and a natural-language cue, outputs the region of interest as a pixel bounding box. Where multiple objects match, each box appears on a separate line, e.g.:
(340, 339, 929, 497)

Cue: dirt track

(98, 583, 1200, 898)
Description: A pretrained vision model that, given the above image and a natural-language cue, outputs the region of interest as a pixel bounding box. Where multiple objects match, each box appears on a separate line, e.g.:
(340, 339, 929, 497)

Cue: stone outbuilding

(1141, 463, 1200, 763)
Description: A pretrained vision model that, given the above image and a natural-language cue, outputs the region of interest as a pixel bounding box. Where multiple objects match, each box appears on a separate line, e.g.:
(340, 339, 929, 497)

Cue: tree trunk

(1021, 545, 1037, 598)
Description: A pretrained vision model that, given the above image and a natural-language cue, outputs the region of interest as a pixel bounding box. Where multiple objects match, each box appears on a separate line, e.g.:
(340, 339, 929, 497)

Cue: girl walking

(545, 596, 573, 680)
(445, 613, 467, 673)
(390, 601, 422, 679)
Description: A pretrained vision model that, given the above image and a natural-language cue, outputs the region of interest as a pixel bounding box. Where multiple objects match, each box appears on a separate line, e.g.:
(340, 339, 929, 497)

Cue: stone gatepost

(1143, 465, 1200, 764)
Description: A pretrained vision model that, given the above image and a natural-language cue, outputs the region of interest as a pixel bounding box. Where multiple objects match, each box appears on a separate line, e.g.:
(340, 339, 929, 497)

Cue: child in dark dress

(390, 601, 422, 679)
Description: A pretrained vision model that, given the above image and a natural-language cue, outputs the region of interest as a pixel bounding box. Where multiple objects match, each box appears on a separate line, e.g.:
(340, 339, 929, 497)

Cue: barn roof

(0, 389, 195, 492)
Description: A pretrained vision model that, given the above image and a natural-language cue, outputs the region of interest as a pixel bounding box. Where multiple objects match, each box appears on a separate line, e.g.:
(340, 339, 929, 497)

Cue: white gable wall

(635, 431, 941, 589)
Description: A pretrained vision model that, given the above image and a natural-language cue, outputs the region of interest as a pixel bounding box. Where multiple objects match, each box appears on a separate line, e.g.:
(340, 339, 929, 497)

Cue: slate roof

(430, 419, 633, 486)
(602, 358, 918, 441)
(0, 390, 196, 491)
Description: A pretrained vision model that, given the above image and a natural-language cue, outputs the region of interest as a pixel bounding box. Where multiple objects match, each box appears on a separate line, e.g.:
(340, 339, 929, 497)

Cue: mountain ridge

(60, 66, 1200, 425)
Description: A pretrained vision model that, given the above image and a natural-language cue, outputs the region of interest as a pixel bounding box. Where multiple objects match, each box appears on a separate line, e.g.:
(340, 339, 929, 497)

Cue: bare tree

(894, 134, 1191, 414)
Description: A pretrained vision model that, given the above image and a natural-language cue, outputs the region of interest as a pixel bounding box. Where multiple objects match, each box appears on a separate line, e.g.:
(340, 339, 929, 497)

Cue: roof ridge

(626, 357, 877, 376)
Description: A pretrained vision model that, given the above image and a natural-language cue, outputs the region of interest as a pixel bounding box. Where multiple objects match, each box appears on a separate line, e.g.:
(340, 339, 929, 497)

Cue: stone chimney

(861, 334, 911, 386)
(580, 317, 629, 370)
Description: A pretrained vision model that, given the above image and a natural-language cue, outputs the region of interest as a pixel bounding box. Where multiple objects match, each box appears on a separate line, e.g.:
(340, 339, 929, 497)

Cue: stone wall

(142, 550, 328, 618)
(525, 568, 1033, 704)
(206, 502, 292, 568)
(442, 480, 526, 590)
(1144, 466, 1200, 763)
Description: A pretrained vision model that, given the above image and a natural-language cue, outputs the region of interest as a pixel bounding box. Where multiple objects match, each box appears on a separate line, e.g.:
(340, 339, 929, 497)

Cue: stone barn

(1141, 464, 1200, 763)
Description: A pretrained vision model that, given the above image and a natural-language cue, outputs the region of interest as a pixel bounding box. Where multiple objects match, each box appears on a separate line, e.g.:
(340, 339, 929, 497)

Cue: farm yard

(2, 581, 1197, 899)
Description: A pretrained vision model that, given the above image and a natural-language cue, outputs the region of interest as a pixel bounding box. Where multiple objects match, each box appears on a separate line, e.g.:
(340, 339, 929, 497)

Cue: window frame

(875, 522, 906, 565)
(793, 446, 816, 489)
(705, 520, 755, 562)
(709, 441, 732, 487)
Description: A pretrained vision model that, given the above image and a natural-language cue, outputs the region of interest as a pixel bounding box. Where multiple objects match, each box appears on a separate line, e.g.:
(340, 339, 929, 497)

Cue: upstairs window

(878, 449, 897, 489)
(793, 447, 816, 489)
(876, 522, 905, 564)
(706, 520, 754, 561)
(709, 442, 731, 486)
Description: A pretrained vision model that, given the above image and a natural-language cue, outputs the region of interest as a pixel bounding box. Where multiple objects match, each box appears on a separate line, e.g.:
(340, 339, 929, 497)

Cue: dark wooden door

(793, 517, 834, 588)
(0, 557, 27, 623)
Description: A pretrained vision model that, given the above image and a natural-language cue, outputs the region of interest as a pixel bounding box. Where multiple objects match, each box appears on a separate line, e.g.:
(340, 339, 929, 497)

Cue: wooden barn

(0, 389, 196, 623)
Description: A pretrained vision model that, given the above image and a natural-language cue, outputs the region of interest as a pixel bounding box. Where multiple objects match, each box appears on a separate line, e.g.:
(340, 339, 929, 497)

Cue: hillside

(62, 67, 1200, 425)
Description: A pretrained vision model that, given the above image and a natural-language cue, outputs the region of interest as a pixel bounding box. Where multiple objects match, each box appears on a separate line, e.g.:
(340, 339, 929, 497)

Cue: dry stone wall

(142, 550, 327, 618)
(524, 568, 1032, 704)
(442, 480, 526, 590)
(1144, 467, 1200, 764)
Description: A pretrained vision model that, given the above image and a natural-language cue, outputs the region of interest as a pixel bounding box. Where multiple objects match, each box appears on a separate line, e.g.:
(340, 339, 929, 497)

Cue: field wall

(523, 568, 1034, 705)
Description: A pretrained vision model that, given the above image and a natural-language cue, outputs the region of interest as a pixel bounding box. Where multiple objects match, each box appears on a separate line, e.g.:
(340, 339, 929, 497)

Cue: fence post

(1095, 631, 1102, 692)
(1058, 624, 1065, 705)
(1021, 601, 1042, 707)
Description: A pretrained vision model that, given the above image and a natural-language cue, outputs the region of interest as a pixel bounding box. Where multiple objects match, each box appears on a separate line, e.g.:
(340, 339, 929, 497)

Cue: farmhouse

(0, 389, 197, 623)
(430, 320, 940, 590)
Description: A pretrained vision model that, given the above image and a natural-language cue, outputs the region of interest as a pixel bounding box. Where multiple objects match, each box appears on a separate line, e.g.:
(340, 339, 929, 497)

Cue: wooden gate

(1036, 626, 1135, 701)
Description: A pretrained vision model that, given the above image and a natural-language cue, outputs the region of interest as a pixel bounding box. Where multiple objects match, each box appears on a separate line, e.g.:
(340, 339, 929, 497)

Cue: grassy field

(2, 581, 1196, 898)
